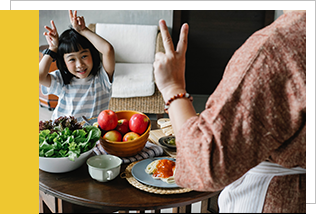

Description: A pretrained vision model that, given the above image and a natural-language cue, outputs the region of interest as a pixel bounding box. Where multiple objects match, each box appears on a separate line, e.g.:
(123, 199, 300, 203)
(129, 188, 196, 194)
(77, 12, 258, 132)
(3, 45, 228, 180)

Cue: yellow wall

(0, 10, 38, 214)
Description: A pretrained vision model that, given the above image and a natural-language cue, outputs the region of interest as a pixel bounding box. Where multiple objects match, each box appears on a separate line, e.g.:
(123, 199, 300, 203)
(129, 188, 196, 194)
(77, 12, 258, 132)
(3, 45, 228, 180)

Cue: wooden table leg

(39, 190, 74, 213)
(57, 198, 75, 213)
(39, 192, 44, 213)
(172, 204, 191, 213)
(39, 190, 58, 213)
(40, 190, 107, 213)
(201, 192, 220, 213)
(39, 192, 52, 213)
(201, 199, 211, 213)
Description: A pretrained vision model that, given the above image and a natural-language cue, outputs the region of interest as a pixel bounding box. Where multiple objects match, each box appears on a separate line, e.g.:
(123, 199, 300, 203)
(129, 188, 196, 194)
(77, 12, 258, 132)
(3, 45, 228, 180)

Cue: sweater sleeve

(174, 12, 306, 191)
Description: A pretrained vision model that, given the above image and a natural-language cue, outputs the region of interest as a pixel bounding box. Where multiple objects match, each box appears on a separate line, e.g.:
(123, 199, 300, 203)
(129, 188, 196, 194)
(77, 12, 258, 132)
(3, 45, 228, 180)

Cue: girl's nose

(76, 59, 84, 68)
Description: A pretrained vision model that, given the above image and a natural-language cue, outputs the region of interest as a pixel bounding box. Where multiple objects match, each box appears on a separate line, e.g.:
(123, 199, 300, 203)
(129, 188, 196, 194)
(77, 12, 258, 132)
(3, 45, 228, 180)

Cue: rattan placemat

(120, 160, 192, 194)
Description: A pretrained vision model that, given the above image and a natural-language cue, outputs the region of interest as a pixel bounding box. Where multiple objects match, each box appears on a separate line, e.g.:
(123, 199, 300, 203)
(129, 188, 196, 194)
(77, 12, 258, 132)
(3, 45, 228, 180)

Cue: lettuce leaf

(39, 125, 101, 161)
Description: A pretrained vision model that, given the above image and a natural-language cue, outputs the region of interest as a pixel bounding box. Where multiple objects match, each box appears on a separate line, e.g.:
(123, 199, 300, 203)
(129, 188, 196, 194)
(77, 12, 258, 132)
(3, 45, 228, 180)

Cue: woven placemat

(120, 160, 192, 194)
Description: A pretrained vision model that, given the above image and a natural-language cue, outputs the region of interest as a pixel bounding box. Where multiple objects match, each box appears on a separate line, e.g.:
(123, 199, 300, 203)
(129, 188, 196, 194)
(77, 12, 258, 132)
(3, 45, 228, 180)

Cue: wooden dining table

(39, 120, 220, 213)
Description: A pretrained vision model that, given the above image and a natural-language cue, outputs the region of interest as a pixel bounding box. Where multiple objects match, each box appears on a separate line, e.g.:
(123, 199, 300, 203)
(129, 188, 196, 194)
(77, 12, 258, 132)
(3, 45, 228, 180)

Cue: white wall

(39, 10, 173, 47)
(39, 10, 282, 48)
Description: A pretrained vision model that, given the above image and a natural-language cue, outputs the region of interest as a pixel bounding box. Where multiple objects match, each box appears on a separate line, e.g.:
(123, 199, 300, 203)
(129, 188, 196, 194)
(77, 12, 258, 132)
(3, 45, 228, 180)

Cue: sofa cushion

(112, 63, 155, 98)
(96, 23, 158, 63)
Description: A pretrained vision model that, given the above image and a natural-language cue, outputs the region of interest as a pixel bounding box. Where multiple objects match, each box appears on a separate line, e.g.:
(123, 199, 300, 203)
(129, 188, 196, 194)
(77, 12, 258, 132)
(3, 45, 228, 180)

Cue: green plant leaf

(39, 120, 101, 161)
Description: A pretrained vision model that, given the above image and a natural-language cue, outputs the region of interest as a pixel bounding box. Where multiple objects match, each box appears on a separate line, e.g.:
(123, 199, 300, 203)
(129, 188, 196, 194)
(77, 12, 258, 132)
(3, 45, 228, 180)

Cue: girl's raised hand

(43, 20, 59, 52)
(69, 10, 86, 33)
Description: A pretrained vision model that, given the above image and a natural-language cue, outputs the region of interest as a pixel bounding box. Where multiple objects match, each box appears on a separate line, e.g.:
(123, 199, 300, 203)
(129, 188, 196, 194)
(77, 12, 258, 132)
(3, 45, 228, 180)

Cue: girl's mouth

(77, 68, 87, 74)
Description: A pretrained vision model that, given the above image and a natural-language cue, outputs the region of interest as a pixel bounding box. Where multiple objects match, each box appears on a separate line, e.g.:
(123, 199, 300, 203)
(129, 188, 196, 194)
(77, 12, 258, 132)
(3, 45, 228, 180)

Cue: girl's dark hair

(56, 28, 101, 84)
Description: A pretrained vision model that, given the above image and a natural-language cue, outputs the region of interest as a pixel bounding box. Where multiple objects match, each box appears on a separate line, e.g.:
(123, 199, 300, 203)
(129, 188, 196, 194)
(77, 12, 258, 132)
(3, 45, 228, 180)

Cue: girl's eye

(82, 55, 88, 59)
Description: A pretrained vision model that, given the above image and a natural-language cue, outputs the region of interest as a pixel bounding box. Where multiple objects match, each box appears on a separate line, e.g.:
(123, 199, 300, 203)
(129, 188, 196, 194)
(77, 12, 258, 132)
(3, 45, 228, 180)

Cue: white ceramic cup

(86, 154, 122, 182)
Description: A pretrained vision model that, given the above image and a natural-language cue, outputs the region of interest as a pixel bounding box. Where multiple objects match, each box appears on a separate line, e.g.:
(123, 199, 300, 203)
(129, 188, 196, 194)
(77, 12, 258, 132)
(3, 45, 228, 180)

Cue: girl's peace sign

(69, 10, 86, 33)
(43, 20, 59, 52)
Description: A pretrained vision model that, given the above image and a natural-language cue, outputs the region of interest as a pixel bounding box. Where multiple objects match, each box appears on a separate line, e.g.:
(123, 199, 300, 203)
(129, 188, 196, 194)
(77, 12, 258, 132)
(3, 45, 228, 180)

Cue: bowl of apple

(95, 110, 151, 158)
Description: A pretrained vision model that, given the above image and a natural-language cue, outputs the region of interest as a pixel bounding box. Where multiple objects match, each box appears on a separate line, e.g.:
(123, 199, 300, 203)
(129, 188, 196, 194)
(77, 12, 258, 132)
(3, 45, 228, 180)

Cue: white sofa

(88, 23, 165, 117)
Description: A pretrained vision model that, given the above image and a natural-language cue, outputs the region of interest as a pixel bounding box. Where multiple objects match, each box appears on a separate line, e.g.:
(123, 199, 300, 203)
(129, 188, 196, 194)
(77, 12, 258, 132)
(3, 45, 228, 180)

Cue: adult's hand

(153, 20, 189, 102)
(153, 20, 195, 136)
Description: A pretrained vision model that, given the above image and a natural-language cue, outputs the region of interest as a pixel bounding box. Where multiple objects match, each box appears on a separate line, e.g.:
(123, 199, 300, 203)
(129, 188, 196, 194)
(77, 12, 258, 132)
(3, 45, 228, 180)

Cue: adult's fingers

(154, 52, 165, 61)
(176, 23, 189, 56)
(159, 19, 175, 54)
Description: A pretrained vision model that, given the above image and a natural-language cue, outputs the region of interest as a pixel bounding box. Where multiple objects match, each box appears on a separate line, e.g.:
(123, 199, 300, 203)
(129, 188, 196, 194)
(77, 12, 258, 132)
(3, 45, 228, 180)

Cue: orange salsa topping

(153, 159, 176, 178)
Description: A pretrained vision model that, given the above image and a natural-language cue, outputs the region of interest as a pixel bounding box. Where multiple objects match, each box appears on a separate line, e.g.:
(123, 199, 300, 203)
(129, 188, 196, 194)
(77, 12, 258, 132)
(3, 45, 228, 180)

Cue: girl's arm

(69, 10, 115, 82)
(39, 20, 59, 87)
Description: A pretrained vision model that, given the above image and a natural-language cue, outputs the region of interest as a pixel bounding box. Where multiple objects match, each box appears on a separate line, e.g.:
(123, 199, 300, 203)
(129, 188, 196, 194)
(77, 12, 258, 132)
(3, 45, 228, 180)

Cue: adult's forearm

(162, 88, 196, 136)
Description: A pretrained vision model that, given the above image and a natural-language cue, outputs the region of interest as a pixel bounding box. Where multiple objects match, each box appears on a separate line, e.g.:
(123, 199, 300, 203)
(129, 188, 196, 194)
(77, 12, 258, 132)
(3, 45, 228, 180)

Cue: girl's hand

(153, 20, 189, 102)
(69, 10, 86, 33)
(43, 20, 59, 52)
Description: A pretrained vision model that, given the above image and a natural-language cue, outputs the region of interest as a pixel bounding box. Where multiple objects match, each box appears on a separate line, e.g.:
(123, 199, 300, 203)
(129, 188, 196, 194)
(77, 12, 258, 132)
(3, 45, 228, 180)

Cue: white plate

(131, 157, 178, 188)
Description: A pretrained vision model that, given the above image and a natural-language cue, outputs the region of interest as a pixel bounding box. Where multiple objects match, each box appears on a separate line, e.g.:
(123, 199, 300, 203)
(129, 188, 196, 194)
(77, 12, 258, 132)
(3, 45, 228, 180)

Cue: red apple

(115, 119, 129, 135)
(123, 132, 140, 142)
(129, 113, 149, 135)
(98, 110, 118, 131)
(103, 130, 122, 142)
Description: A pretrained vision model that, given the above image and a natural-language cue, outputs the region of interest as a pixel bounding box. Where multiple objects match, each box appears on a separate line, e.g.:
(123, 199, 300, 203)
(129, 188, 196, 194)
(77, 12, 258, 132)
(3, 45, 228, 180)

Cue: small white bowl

(39, 148, 94, 173)
(86, 154, 122, 182)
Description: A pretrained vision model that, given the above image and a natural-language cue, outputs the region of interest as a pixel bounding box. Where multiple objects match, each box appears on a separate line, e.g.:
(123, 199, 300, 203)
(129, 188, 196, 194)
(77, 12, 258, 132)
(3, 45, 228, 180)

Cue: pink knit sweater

(175, 11, 306, 213)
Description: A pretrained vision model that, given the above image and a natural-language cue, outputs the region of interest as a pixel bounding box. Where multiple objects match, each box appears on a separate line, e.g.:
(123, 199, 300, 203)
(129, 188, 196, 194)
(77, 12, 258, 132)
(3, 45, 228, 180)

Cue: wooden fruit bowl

(99, 110, 151, 157)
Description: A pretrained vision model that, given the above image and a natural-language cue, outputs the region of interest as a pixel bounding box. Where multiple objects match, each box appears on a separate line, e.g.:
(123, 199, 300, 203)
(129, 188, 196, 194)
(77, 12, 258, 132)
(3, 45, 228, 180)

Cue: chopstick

(82, 116, 92, 125)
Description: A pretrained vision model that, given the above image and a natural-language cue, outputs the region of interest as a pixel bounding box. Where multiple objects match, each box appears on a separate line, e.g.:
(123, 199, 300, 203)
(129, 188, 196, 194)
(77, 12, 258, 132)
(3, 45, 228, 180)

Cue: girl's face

(63, 48, 93, 79)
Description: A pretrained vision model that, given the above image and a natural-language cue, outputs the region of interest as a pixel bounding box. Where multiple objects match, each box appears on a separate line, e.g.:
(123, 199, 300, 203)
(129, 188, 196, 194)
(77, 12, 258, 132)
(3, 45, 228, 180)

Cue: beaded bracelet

(164, 92, 193, 113)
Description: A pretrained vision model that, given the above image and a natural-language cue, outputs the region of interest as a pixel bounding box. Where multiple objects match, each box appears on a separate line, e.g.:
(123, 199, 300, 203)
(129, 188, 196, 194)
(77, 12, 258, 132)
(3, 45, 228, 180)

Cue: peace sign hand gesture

(69, 10, 86, 33)
(43, 20, 59, 52)
(153, 20, 189, 102)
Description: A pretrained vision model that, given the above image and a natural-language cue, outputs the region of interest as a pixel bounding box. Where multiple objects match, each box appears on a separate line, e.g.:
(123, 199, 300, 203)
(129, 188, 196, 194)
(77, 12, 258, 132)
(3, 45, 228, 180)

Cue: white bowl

(39, 148, 94, 173)
(86, 154, 122, 182)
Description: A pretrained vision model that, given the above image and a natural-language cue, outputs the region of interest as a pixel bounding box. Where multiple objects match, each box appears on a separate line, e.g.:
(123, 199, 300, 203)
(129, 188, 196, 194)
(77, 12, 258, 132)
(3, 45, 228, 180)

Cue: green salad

(39, 116, 101, 161)
(166, 137, 176, 145)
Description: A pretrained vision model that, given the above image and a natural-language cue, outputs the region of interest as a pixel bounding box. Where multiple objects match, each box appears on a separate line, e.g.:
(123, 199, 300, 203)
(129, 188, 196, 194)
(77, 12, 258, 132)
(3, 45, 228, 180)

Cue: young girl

(39, 10, 115, 122)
